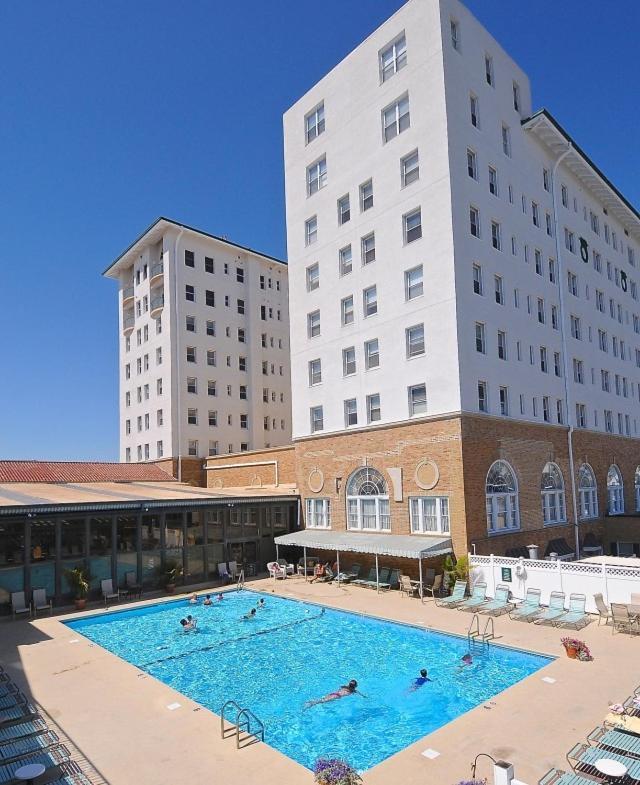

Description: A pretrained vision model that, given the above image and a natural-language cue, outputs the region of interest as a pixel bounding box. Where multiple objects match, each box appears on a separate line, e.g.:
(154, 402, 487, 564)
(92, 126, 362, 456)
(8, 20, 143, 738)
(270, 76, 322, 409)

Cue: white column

(375, 553, 379, 594)
(336, 551, 340, 586)
(419, 557, 424, 604)
(304, 546, 307, 582)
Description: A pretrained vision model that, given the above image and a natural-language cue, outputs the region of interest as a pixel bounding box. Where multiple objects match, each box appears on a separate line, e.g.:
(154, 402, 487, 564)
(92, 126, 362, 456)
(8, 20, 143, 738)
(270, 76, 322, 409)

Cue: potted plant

(157, 559, 183, 594)
(313, 758, 362, 785)
(443, 554, 469, 592)
(560, 637, 592, 661)
(64, 567, 90, 610)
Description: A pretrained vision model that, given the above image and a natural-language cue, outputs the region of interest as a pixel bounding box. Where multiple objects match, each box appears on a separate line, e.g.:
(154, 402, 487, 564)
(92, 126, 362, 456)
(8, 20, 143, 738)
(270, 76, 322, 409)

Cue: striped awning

(274, 529, 452, 559)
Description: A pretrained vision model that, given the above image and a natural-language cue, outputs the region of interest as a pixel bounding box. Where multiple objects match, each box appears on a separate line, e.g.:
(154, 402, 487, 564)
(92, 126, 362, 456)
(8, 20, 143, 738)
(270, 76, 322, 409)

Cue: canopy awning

(274, 529, 452, 559)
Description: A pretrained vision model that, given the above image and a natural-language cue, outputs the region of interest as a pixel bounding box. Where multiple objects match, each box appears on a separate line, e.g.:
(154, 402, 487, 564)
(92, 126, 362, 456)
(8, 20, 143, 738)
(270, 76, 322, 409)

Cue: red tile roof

(0, 461, 175, 484)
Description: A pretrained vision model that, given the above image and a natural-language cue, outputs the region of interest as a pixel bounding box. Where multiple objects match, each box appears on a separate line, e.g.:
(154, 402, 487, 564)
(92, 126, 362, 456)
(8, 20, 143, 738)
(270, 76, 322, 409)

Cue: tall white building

(104, 218, 291, 468)
(283, 0, 640, 443)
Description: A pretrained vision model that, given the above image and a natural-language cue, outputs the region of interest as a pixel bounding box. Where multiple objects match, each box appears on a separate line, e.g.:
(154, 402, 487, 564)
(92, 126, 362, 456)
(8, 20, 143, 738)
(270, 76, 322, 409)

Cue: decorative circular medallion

(414, 460, 439, 490)
(212, 478, 224, 489)
(308, 468, 325, 493)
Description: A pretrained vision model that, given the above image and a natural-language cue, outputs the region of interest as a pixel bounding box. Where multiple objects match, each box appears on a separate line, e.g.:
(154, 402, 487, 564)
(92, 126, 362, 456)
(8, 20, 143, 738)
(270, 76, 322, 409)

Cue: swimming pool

(66, 590, 551, 771)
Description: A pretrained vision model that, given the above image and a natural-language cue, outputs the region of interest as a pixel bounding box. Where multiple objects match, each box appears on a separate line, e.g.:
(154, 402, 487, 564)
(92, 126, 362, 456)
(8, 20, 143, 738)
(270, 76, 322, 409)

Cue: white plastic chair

(11, 592, 31, 620)
(32, 588, 52, 616)
(229, 561, 239, 580)
(101, 579, 121, 606)
(218, 562, 231, 582)
(267, 561, 286, 580)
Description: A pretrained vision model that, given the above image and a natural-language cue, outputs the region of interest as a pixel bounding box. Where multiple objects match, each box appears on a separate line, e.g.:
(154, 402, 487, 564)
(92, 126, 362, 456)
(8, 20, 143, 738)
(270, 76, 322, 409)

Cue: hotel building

(205, 0, 640, 565)
(104, 218, 292, 479)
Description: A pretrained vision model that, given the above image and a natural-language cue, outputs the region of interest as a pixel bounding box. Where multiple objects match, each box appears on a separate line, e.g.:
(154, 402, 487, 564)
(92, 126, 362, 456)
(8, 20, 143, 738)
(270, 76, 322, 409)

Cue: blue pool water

(66, 590, 551, 771)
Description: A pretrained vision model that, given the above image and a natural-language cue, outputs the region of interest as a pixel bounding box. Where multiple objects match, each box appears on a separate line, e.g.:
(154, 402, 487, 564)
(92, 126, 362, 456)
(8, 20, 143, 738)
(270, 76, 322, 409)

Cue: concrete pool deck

(0, 577, 638, 785)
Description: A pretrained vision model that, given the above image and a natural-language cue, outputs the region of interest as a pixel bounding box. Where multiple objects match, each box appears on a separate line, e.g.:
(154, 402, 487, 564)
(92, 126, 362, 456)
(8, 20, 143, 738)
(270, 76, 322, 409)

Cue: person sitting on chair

(310, 562, 326, 583)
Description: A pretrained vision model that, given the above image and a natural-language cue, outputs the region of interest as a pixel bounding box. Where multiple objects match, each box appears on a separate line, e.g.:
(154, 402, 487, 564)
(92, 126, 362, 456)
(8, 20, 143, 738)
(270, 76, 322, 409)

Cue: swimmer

(203, 594, 213, 606)
(408, 668, 431, 692)
(242, 608, 257, 620)
(217, 593, 224, 601)
(304, 679, 365, 709)
(457, 653, 473, 670)
(256, 598, 266, 609)
(189, 593, 198, 605)
(179, 615, 197, 631)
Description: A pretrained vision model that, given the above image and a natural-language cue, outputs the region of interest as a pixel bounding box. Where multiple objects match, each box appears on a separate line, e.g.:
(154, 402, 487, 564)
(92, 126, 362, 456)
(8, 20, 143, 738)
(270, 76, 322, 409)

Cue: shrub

(313, 758, 362, 785)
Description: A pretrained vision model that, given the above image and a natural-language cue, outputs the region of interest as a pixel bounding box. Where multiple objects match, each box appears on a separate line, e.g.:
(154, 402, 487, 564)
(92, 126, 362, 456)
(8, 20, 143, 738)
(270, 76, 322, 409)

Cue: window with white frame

(473, 263, 483, 295)
(467, 148, 477, 180)
(341, 296, 354, 325)
(364, 339, 379, 369)
(305, 216, 317, 246)
(305, 102, 325, 144)
(470, 93, 479, 127)
(470, 206, 480, 237)
(363, 285, 378, 317)
(361, 232, 376, 264)
(408, 383, 427, 416)
(379, 34, 407, 82)
(486, 460, 519, 533)
(307, 157, 327, 196)
(342, 346, 356, 376)
(401, 149, 419, 186)
(406, 324, 424, 358)
(344, 398, 357, 427)
(382, 94, 410, 142)
(306, 498, 331, 528)
(366, 393, 381, 423)
(338, 194, 350, 225)
(491, 220, 502, 250)
(478, 380, 488, 412)
(607, 464, 624, 514)
(501, 124, 511, 157)
(308, 358, 322, 386)
(339, 245, 352, 276)
(405, 265, 423, 300)
(488, 166, 498, 196)
(410, 496, 450, 534)
(306, 263, 320, 292)
(307, 310, 321, 338)
(346, 467, 390, 531)
(450, 19, 459, 50)
(541, 462, 566, 524)
(484, 54, 494, 86)
(513, 81, 521, 113)
(403, 208, 422, 243)
(360, 179, 373, 211)
(310, 406, 323, 433)
(578, 463, 598, 519)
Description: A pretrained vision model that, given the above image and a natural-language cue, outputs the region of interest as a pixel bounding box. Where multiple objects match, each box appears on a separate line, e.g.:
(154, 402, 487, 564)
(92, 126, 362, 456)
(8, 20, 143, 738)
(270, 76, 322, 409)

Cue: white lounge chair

(101, 579, 121, 606)
(229, 561, 239, 580)
(218, 562, 231, 583)
(267, 561, 287, 580)
(32, 588, 52, 617)
(11, 592, 30, 620)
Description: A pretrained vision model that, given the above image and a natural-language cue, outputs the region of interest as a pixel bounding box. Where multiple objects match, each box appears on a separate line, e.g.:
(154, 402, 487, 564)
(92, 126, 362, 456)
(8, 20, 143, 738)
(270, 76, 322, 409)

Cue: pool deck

(0, 577, 638, 785)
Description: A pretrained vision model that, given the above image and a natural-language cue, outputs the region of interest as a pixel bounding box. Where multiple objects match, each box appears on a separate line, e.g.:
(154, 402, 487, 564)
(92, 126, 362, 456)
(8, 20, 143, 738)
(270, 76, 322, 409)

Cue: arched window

(346, 467, 390, 531)
(541, 462, 566, 525)
(485, 460, 519, 533)
(607, 465, 624, 515)
(578, 463, 598, 520)
(635, 467, 640, 512)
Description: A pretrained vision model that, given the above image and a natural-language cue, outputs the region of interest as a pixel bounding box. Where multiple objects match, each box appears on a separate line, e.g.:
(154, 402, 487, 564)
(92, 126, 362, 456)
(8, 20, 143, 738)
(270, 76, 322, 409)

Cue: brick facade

(152, 457, 205, 486)
(205, 445, 296, 489)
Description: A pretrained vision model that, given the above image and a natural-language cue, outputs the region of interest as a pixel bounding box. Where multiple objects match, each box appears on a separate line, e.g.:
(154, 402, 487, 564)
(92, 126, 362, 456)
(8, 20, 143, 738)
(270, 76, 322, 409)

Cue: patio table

(15, 763, 46, 783)
(594, 757, 627, 782)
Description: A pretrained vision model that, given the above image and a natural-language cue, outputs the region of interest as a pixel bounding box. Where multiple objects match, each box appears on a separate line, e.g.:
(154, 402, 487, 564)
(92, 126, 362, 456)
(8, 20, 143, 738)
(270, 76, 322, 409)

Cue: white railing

(469, 553, 640, 613)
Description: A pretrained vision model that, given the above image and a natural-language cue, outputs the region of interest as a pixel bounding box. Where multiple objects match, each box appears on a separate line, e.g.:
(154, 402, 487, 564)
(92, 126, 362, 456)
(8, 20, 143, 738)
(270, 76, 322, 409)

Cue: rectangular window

(576, 403, 587, 428)
(537, 298, 545, 324)
(366, 393, 381, 424)
(380, 34, 407, 82)
(342, 347, 356, 376)
(184, 250, 195, 268)
(185, 315, 196, 333)
(570, 315, 581, 340)
(561, 184, 568, 208)
(306, 156, 327, 196)
(307, 310, 321, 338)
(450, 19, 459, 50)
(237, 299, 245, 315)
(382, 94, 410, 142)
(546, 212, 553, 237)
(185, 284, 195, 302)
(361, 233, 376, 264)
(237, 328, 245, 343)
(532, 201, 540, 227)
(478, 381, 488, 412)
(186, 346, 196, 363)
(499, 386, 509, 416)
(204, 256, 214, 274)
(305, 102, 325, 144)
(308, 359, 322, 386)
(485, 54, 494, 86)
(338, 194, 350, 225)
(236, 267, 244, 284)
(344, 398, 357, 427)
(364, 338, 380, 369)
(205, 290, 215, 307)
(473, 264, 483, 295)
(501, 124, 511, 157)
(238, 356, 246, 372)
(542, 396, 550, 423)
(543, 168, 550, 191)
(469, 206, 480, 238)
(410, 496, 450, 534)
(540, 346, 548, 373)
(341, 296, 354, 326)
(475, 322, 486, 353)
(406, 324, 425, 358)
(405, 265, 423, 300)
(488, 166, 498, 196)
(497, 330, 507, 360)
(573, 358, 584, 384)
(403, 208, 422, 243)
(187, 408, 198, 425)
(306, 498, 331, 529)
(187, 377, 197, 394)
(305, 216, 317, 246)
(401, 150, 419, 186)
(568, 271, 578, 296)
(491, 220, 502, 250)
(207, 350, 216, 366)
(467, 148, 477, 180)
(408, 383, 427, 416)
(207, 380, 217, 396)
(564, 228, 575, 253)
(359, 179, 373, 212)
(188, 440, 198, 457)
(554, 352, 562, 377)
(306, 263, 320, 291)
(339, 245, 352, 276)
(494, 275, 504, 305)
(551, 305, 559, 330)
(363, 285, 378, 317)
(470, 93, 479, 127)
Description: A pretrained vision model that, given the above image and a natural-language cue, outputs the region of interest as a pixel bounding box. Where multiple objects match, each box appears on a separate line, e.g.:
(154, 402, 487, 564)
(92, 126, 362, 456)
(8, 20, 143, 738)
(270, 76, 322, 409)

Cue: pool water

(66, 590, 551, 771)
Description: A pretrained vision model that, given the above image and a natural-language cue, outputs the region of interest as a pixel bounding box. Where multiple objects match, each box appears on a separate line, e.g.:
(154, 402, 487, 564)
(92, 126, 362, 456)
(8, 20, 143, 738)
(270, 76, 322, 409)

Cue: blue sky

(0, 0, 638, 461)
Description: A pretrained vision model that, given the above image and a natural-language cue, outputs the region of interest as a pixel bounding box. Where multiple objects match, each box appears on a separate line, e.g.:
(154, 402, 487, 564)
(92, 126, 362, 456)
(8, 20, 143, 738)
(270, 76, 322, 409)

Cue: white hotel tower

(283, 0, 640, 443)
(104, 218, 291, 471)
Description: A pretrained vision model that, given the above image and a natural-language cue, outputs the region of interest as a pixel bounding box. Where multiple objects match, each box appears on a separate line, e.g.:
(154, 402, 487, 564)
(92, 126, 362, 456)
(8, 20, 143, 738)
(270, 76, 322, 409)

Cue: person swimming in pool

(408, 668, 431, 691)
(180, 615, 197, 631)
(304, 679, 365, 709)
(188, 593, 198, 604)
(242, 608, 257, 620)
(203, 594, 213, 606)
(256, 598, 266, 609)
(457, 653, 473, 670)
(217, 593, 224, 601)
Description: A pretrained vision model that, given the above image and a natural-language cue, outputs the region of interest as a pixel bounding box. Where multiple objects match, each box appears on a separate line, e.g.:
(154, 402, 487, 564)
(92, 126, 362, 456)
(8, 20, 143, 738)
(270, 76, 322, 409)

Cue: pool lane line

(137, 609, 326, 668)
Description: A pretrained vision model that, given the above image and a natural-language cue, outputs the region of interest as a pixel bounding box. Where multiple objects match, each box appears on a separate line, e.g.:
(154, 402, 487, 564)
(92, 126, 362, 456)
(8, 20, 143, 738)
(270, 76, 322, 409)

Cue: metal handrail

(482, 617, 495, 641)
(150, 261, 164, 279)
(236, 708, 264, 748)
(236, 569, 245, 590)
(220, 699, 243, 739)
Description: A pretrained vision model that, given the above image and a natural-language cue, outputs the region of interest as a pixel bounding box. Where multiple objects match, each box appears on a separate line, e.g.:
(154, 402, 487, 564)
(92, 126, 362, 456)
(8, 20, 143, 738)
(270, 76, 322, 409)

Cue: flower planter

(74, 598, 87, 611)
(165, 584, 176, 595)
(564, 645, 578, 659)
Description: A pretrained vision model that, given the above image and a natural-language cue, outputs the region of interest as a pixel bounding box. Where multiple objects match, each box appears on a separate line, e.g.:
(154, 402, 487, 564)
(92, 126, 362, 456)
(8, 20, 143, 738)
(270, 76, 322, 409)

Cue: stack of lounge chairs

(539, 685, 640, 784)
(350, 566, 400, 591)
(0, 667, 91, 784)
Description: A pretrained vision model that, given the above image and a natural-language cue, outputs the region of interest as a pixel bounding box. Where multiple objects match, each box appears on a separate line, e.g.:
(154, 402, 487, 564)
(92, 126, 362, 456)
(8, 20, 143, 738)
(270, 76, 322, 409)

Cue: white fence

(469, 554, 640, 614)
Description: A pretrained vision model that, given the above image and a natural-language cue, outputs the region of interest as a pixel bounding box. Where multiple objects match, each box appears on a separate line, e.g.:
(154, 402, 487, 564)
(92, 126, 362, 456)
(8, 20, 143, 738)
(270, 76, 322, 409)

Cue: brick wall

(205, 445, 296, 489)
(152, 457, 205, 486)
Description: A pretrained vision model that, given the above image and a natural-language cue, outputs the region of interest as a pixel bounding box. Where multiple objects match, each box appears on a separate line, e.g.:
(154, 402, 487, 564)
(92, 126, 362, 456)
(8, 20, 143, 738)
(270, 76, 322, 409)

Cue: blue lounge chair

(457, 582, 487, 612)
(509, 588, 542, 621)
(0, 744, 69, 784)
(539, 769, 600, 785)
(353, 567, 377, 587)
(0, 719, 47, 743)
(534, 591, 566, 625)
(478, 584, 513, 616)
(435, 579, 467, 608)
(567, 741, 640, 780)
(363, 568, 390, 589)
(0, 685, 17, 701)
(0, 703, 36, 727)
(337, 564, 361, 583)
(587, 724, 640, 757)
(0, 730, 58, 762)
(387, 569, 401, 591)
(0, 693, 26, 712)
(554, 594, 590, 629)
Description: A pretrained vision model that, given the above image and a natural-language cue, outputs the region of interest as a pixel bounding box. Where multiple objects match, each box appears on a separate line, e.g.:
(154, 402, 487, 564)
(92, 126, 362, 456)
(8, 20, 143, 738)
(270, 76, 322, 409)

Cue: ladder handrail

(467, 613, 480, 638)
(236, 569, 245, 590)
(482, 616, 495, 640)
(220, 699, 244, 738)
(236, 708, 264, 748)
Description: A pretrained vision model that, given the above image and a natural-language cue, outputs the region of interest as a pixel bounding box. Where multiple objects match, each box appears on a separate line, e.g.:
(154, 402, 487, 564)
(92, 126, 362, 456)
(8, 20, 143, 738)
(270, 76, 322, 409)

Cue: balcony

(150, 294, 164, 318)
(122, 285, 134, 305)
(150, 261, 164, 286)
(122, 314, 135, 334)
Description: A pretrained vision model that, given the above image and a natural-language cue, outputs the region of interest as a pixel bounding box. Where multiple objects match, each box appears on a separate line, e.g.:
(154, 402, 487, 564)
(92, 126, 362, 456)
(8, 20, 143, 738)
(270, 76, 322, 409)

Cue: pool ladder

(220, 699, 265, 749)
(467, 614, 495, 649)
(236, 569, 245, 590)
